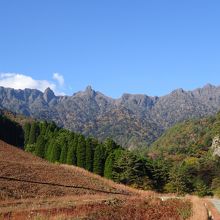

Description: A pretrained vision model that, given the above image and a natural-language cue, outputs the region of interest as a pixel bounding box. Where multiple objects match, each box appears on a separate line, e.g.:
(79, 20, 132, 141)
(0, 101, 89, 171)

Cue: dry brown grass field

(0, 140, 209, 220)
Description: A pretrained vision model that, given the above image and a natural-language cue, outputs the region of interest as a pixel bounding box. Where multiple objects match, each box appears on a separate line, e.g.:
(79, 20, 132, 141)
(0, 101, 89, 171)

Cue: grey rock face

(1, 85, 220, 148)
(211, 136, 220, 157)
(43, 88, 56, 103)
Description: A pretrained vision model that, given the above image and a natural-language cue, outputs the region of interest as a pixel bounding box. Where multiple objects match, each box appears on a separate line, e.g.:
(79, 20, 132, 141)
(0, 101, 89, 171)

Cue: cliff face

(211, 136, 220, 157)
(1, 84, 220, 149)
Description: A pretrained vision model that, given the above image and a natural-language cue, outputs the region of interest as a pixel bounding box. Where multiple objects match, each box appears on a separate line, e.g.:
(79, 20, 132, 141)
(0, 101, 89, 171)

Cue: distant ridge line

(0, 176, 130, 196)
(1, 84, 220, 148)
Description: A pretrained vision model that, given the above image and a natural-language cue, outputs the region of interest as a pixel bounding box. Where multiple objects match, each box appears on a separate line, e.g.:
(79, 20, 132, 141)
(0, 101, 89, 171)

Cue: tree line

(23, 121, 152, 188)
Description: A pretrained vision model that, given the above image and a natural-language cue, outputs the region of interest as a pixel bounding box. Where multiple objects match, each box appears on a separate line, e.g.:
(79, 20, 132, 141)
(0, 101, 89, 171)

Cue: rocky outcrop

(1, 84, 220, 148)
(211, 136, 220, 157)
(43, 88, 56, 103)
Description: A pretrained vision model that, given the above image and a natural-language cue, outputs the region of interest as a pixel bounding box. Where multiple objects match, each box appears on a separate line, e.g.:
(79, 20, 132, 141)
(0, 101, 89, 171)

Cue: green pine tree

(28, 122, 40, 144)
(60, 143, 68, 164)
(24, 123, 31, 146)
(93, 144, 106, 176)
(35, 135, 46, 158)
(77, 135, 86, 168)
(104, 152, 114, 179)
(39, 121, 48, 136)
(66, 135, 78, 165)
(104, 138, 118, 156)
(113, 150, 146, 185)
(45, 139, 55, 161)
(49, 139, 61, 162)
(85, 137, 97, 171)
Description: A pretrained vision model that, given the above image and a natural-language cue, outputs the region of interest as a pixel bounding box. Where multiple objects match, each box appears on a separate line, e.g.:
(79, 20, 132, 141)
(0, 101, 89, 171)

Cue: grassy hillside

(0, 140, 133, 200)
(0, 140, 194, 220)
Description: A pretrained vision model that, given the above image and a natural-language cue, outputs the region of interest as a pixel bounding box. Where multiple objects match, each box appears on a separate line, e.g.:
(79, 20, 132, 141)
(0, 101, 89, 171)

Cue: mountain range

(1, 84, 220, 148)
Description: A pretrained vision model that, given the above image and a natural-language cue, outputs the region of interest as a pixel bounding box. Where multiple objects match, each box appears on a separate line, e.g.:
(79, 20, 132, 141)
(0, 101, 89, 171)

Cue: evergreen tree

(39, 121, 48, 136)
(104, 152, 114, 179)
(165, 163, 192, 195)
(45, 139, 55, 161)
(35, 135, 46, 158)
(28, 122, 39, 144)
(66, 135, 78, 165)
(93, 144, 106, 176)
(60, 142, 68, 164)
(113, 150, 147, 185)
(85, 137, 97, 171)
(77, 135, 86, 168)
(24, 123, 31, 145)
(104, 149, 126, 179)
(66, 133, 75, 164)
(104, 138, 118, 156)
(151, 157, 171, 191)
(49, 138, 61, 162)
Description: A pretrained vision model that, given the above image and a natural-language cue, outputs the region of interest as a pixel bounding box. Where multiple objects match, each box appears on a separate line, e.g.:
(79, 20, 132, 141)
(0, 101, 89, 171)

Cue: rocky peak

(203, 83, 215, 89)
(84, 85, 96, 97)
(121, 93, 131, 100)
(43, 87, 55, 103)
(193, 84, 219, 98)
(171, 88, 185, 95)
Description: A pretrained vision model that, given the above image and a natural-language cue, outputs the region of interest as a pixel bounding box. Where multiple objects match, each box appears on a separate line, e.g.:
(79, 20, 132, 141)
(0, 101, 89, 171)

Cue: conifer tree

(93, 144, 106, 176)
(66, 135, 78, 165)
(104, 138, 118, 156)
(35, 135, 46, 158)
(85, 137, 96, 171)
(45, 139, 55, 161)
(77, 135, 86, 168)
(113, 151, 146, 185)
(49, 139, 61, 162)
(104, 152, 114, 179)
(39, 121, 48, 135)
(60, 142, 68, 164)
(28, 122, 39, 144)
(24, 123, 31, 146)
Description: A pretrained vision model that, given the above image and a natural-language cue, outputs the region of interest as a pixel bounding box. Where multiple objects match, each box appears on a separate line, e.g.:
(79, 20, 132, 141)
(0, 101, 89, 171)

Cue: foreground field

(0, 195, 193, 220)
(0, 140, 209, 219)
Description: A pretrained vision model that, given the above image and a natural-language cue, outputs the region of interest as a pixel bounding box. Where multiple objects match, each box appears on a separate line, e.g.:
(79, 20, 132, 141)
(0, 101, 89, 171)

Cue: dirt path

(205, 198, 220, 220)
(210, 199, 220, 213)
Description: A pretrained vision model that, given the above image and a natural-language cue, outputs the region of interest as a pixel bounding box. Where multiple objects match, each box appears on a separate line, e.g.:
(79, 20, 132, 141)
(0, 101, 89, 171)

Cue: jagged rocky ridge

(1, 84, 220, 148)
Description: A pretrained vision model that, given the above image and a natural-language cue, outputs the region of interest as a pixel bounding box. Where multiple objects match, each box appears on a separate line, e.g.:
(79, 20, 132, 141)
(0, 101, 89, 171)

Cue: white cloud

(53, 73, 64, 86)
(0, 73, 63, 95)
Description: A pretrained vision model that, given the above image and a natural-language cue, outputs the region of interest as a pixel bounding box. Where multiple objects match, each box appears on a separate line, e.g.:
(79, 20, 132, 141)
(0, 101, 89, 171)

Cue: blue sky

(0, 0, 220, 97)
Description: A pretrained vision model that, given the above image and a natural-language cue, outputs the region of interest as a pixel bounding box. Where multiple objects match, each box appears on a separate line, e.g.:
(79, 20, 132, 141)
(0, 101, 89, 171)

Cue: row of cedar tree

(1, 113, 220, 196)
(23, 121, 152, 189)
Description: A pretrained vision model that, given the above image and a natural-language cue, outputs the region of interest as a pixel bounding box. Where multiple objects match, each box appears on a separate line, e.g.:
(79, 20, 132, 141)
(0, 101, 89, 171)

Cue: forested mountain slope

(150, 112, 220, 156)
